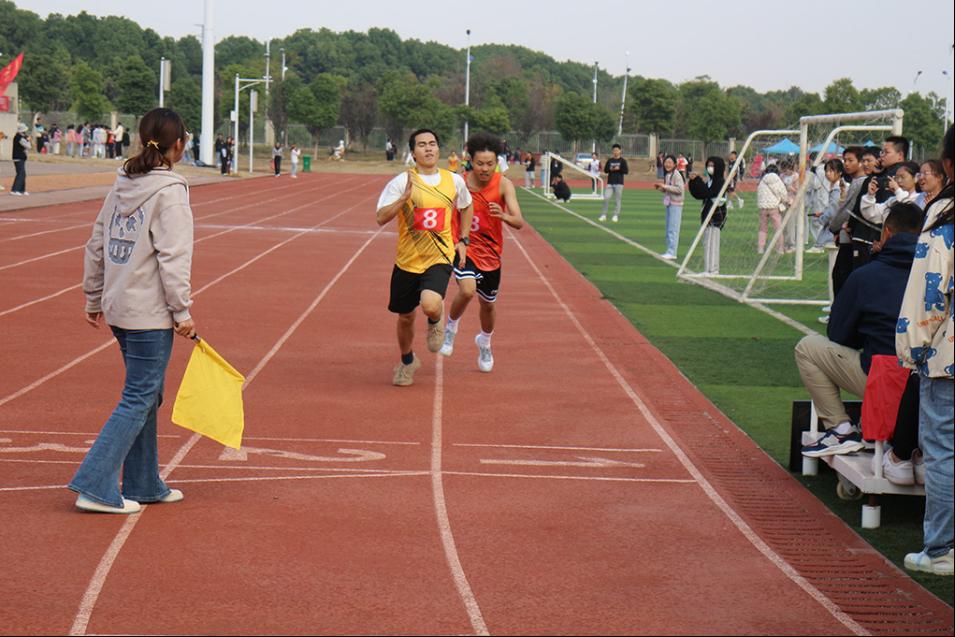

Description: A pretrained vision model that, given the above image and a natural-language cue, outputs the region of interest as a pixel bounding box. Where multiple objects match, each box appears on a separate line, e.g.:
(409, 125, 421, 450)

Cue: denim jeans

(918, 375, 954, 558)
(69, 328, 174, 507)
(12, 159, 26, 193)
(664, 205, 683, 257)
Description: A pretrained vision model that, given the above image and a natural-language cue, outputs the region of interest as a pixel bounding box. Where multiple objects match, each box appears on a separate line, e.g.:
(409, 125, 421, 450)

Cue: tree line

(1, 0, 947, 153)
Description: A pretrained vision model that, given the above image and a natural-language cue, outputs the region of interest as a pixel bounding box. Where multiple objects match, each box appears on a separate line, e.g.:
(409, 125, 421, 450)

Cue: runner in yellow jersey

(376, 128, 474, 386)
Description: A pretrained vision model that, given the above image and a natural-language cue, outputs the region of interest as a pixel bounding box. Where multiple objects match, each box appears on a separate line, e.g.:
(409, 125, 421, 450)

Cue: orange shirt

(454, 172, 505, 271)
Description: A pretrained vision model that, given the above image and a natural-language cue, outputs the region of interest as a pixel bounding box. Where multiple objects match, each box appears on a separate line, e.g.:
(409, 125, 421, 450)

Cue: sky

(23, 0, 955, 104)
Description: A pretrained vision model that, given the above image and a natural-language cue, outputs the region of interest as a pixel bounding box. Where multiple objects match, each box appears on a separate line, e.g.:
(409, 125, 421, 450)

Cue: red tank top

(455, 172, 505, 271)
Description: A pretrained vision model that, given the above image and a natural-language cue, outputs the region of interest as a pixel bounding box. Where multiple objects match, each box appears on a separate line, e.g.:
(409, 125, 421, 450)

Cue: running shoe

(879, 451, 915, 485)
(426, 313, 445, 353)
(392, 355, 422, 386)
(439, 327, 457, 357)
(611, 215, 619, 223)
(801, 427, 865, 457)
(475, 335, 493, 373)
(75, 495, 141, 514)
(661, 253, 677, 260)
(598, 215, 607, 222)
(904, 549, 953, 576)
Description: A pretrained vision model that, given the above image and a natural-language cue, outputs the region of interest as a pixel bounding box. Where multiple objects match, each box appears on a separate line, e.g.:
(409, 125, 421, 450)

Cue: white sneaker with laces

(880, 451, 915, 485)
(905, 548, 953, 576)
(439, 327, 457, 357)
(475, 334, 493, 373)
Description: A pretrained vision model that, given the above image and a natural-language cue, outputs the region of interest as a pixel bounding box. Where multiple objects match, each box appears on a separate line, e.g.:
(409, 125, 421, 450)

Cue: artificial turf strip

(517, 186, 953, 606)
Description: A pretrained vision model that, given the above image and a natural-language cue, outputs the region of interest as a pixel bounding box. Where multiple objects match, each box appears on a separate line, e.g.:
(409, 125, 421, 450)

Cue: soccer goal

(540, 152, 605, 201)
(677, 109, 904, 308)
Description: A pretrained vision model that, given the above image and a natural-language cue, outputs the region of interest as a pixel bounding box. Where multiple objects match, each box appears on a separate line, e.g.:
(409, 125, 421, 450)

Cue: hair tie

(147, 140, 160, 150)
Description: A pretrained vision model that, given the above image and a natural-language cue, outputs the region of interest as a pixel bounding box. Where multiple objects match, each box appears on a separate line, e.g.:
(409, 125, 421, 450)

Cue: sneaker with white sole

(439, 328, 457, 357)
(904, 548, 953, 576)
(821, 305, 832, 314)
(75, 494, 141, 514)
(475, 335, 493, 373)
(598, 215, 607, 222)
(881, 451, 915, 485)
(158, 489, 184, 503)
(392, 355, 422, 386)
(426, 313, 445, 353)
(611, 215, 619, 223)
(661, 253, 677, 260)
(801, 427, 865, 457)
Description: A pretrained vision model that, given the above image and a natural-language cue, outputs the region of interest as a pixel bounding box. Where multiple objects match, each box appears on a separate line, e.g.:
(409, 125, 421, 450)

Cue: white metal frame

(677, 111, 904, 308)
(541, 152, 605, 201)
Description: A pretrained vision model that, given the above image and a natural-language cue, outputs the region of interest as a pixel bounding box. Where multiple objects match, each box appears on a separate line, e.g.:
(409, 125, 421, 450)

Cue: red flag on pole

(0, 53, 24, 97)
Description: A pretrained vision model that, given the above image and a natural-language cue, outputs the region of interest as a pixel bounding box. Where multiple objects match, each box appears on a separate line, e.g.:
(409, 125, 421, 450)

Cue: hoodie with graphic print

(896, 190, 954, 379)
(83, 168, 193, 330)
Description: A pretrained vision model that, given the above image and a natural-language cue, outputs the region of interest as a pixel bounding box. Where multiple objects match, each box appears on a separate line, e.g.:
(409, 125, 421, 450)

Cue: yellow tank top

(395, 168, 458, 273)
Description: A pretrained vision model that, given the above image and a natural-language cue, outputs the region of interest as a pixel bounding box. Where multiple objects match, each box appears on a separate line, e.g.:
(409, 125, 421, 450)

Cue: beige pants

(794, 334, 867, 427)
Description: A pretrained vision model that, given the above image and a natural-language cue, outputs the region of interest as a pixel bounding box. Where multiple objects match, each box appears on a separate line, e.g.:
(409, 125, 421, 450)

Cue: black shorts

(388, 263, 453, 314)
(453, 257, 502, 303)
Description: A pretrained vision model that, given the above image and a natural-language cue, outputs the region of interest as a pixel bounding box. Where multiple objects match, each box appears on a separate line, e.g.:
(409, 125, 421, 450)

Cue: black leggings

(890, 374, 920, 460)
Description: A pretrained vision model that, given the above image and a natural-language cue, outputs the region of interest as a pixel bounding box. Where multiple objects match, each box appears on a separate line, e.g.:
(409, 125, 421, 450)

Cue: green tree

(288, 73, 345, 152)
(341, 81, 378, 150)
(167, 76, 201, 132)
(677, 78, 741, 142)
(115, 55, 157, 116)
(628, 77, 678, 135)
(823, 78, 862, 113)
(70, 60, 112, 122)
(465, 105, 511, 136)
(378, 73, 455, 144)
(555, 91, 593, 147)
(17, 48, 72, 112)
(860, 87, 901, 111)
(784, 91, 825, 127)
(899, 92, 946, 157)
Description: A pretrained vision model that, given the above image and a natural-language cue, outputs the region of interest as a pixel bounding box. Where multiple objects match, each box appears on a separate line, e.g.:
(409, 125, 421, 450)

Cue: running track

(0, 173, 950, 635)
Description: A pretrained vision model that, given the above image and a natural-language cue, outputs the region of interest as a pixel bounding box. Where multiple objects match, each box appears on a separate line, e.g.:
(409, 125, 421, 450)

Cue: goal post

(541, 152, 605, 201)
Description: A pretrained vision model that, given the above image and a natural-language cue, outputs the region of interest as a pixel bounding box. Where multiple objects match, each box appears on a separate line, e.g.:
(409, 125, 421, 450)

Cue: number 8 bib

(413, 207, 447, 232)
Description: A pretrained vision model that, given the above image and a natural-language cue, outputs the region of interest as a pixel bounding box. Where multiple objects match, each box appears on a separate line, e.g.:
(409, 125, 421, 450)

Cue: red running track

(0, 173, 950, 635)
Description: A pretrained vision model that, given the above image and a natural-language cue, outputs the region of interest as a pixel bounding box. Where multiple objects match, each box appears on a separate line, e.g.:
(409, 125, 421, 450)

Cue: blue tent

(763, 138, 801, 154)
(809, 141, 844, 154)
(864, 139, 879, 147)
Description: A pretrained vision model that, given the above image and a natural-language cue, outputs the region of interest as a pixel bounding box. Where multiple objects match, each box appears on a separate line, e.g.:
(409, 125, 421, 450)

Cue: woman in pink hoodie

(70, 108, 196, 514)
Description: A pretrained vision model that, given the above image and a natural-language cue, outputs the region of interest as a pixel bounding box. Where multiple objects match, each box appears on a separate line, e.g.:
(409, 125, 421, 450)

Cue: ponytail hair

(122, 108, 186, 177)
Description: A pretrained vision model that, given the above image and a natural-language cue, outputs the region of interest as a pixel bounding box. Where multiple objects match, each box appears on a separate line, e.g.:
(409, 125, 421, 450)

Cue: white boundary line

(452, 443, 662, 453)
(507, 227, 869, 636)
(431, 356, 489, 636)
(521, 188, 815, 337)
(443, 471, 696, 484)
(68, 204, 384, 637)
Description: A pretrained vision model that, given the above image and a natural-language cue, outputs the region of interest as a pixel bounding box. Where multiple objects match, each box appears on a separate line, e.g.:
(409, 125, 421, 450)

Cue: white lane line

(0, 184, 374, 409)
(522, 188, 815, 337)
(431, 356, 489, 636)
(0, 175, 350, 273)
(241, 436, 420, 445)
(167, 472, 428, 485)
(444, 471, 696, 484)
(68, 200, 383, 637)
(507, 228, 869, 637)
(0, 430, 180, 437)
(453, 443, 662, 453)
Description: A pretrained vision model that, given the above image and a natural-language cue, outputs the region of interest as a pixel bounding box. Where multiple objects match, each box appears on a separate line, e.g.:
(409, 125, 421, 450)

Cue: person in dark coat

(687, 155, 727, 274)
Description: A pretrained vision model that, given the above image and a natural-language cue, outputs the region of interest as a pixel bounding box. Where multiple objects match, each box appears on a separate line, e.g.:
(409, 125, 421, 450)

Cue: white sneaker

(611, 216, 619, 223)
(905, 548, 953, 576)
(822, 305, 832, 314)
(75, 494, 141, 514)
(661, 253, 677, 260)
(10, 191, 21, 196)
(598, 215, 607, 222)
(475, 334, 493, 373)
(158, 489, 184, 503)
(817, 315, 829, 325)
(880, 451, 915, 485)
(739, 198, 744, 207)
(439, 327, 457, 357)
(22, 192, 29, 196)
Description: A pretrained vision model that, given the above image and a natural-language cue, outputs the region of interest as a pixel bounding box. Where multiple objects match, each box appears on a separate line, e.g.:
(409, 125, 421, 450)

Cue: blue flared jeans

(69, 328, 174, 507)
(918, 376, 954, 558)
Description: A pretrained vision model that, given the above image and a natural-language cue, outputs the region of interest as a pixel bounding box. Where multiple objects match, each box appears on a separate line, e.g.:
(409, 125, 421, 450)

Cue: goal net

(677, 110, 904, 309)
(540, 152, 605, 201)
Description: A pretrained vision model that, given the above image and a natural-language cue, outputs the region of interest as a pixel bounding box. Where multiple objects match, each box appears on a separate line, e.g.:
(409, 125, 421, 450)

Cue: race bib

(413, 207, 447, 232)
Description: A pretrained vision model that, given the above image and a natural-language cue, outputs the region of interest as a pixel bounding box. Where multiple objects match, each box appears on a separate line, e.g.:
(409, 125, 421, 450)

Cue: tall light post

(234, 73, 268, 173)
(464, 29, 471, 148)
(592, 61, 598, 153)
(263, 40, 273, 145)
(200, 0, 215, 166)
(618, 52, 630, 136)
(280, 47, 287, 146)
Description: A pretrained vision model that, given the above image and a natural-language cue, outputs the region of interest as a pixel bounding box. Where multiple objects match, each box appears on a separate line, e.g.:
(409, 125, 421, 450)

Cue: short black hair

(843, 146, 864, 161)
(824, 158, 844, 175)
(465, 132, 503, 158)
(896, 161, 920, 179)
(408, 128, 440, 151)
(861, 147, 879, 159)
(884, 201, 924, 233)
(884, 135, 909, 158)
(611, 144, 621, 150)
(763, 164, 780, 175)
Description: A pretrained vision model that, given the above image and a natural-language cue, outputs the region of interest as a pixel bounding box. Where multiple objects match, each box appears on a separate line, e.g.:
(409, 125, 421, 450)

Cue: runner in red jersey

(439, 132, 524, 372)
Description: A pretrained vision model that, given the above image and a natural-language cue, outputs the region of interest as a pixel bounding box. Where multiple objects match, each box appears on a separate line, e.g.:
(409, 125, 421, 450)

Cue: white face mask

(707, 166, 716, 175)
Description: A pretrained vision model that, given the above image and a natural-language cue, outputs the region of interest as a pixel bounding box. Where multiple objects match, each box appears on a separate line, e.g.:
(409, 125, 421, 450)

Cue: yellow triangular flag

(172, 338, 246, 449)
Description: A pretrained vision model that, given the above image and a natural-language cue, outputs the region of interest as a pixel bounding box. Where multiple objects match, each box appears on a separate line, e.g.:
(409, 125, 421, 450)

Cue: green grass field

(516, 185, 953, 604)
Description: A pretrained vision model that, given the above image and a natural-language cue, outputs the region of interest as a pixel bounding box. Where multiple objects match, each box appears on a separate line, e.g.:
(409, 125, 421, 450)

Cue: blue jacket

(827, 232, 917, 374)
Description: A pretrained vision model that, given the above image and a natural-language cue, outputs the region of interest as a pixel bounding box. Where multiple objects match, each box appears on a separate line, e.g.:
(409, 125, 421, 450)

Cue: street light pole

(592, 62, 598, 153)
(200, 0, 215, 165)
(618, 52, 630, 136)
(464, 29, 471, 148)
(159, 57, 166, 107)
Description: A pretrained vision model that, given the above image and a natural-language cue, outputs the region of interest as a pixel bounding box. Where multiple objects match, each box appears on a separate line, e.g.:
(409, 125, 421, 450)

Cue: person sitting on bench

(796, 202, 923, 457)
